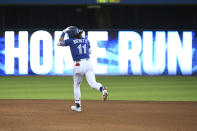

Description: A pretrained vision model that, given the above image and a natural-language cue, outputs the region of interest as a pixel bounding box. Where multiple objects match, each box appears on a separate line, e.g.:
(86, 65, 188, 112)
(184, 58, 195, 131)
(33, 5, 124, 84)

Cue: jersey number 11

(77, 44, 86, 55)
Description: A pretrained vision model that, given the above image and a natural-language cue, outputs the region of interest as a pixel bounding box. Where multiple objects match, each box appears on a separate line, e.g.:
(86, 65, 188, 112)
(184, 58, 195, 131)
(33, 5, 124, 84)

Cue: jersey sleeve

(87, 40, 91, 48)
(87, 39, 92, 54)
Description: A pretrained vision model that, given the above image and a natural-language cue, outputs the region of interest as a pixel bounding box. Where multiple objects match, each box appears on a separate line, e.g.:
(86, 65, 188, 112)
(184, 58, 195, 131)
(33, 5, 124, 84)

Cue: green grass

(0, 76, 197, 101)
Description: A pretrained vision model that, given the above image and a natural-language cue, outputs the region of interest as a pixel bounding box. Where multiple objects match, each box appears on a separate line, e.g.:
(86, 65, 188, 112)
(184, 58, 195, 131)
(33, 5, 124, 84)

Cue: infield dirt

(0, 100, 197, 131)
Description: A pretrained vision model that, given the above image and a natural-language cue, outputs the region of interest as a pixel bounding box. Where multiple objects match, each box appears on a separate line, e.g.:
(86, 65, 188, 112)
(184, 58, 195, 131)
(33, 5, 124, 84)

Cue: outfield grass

(0, 76, 197, 101)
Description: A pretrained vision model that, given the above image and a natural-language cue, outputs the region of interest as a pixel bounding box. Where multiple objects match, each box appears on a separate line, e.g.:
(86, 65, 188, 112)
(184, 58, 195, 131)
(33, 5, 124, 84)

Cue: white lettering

(30, 31, 53, 74)
(5, 31, 28, 75)
(54, 31, 73, 75)
(88, 31, 108, 74)
(167, 31, 192, 75)
(143, 31, 166, 75)
(119, 31, 142, 75)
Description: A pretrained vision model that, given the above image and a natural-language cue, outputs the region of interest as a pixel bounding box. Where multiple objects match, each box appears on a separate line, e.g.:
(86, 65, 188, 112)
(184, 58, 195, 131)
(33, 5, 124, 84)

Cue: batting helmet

(65, 26, 83, 38)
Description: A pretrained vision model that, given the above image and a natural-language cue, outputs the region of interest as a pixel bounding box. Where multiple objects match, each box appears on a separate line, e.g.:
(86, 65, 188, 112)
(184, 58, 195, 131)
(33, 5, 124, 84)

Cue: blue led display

(0, 30, 196, 75)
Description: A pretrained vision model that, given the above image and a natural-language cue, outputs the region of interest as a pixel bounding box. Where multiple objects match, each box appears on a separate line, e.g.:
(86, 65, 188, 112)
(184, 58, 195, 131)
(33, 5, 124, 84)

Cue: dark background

(0, 5, 197, 30)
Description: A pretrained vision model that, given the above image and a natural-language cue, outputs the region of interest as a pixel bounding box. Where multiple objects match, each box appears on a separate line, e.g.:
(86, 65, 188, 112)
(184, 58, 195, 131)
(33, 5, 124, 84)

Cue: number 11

(77, 44, 86, 54)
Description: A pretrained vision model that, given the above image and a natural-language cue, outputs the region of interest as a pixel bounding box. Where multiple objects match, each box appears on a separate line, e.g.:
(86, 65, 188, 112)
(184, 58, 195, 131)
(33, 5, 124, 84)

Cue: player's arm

(57, 32, 66, 46)
(57, 28, 70, 46)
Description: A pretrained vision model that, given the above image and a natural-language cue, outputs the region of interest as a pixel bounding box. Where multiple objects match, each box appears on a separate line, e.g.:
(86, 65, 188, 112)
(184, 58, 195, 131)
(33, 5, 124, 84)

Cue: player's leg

(85, 71, 108, 101)
(84, 60, 102, 91)
(71, 73, 83, 112)
(85, 71, 102, 91)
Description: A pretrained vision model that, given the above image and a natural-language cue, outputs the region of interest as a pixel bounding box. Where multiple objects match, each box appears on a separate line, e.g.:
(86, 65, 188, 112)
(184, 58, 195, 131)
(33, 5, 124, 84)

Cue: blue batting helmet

(65, 26, 83, 38)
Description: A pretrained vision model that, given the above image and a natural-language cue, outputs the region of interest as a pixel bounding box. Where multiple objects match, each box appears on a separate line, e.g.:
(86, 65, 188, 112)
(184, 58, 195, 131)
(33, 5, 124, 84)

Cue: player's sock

(75, 98, 81, 108)
(76, 103, 80, 108)
(99, 86, 104, 92)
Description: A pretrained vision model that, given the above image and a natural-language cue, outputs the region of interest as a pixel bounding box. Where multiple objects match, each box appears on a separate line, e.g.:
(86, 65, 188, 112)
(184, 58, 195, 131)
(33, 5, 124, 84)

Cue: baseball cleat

(71, 106, 81, 112)
(102, 86, 108, 101)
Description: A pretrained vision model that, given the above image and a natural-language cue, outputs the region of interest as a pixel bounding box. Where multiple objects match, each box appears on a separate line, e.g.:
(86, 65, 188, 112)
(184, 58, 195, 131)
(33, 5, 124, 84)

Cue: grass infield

(0, 76, 197, 101)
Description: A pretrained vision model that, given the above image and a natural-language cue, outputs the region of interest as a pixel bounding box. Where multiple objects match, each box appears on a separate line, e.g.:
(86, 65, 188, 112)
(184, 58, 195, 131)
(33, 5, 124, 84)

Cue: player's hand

(63, 28, 69, 33)
(57, 37, 64, 46)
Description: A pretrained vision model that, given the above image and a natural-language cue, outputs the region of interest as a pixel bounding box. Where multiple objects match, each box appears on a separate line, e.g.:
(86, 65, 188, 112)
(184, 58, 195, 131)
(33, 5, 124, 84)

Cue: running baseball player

(57, 26, 108, 112)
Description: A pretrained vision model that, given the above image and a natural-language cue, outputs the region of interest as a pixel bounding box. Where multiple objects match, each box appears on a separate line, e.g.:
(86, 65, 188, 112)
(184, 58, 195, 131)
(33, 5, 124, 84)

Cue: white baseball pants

(73, 59, 103, 105)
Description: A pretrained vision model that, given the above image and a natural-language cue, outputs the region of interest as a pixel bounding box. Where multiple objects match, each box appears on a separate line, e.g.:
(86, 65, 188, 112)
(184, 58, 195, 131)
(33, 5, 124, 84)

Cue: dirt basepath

(0, 100, 197, 131)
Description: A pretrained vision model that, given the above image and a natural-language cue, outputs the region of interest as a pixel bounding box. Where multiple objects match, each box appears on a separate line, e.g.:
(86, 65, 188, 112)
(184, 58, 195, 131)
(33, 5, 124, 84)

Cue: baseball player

(57, 26, 108, 112)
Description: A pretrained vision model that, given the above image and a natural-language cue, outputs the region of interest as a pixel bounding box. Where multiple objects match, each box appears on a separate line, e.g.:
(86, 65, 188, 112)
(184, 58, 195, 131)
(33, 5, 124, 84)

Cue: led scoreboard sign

(0, 30, 196, 75)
